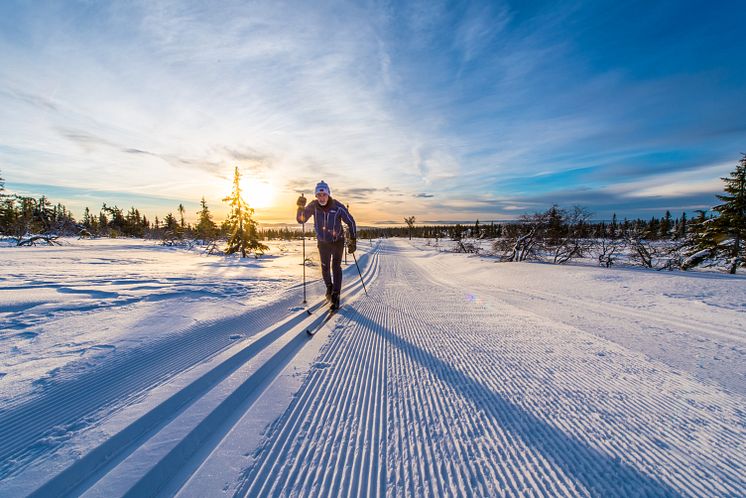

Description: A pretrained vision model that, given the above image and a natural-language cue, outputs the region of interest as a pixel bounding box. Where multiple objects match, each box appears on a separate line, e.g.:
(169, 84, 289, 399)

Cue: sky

(1, 0, 744, 225)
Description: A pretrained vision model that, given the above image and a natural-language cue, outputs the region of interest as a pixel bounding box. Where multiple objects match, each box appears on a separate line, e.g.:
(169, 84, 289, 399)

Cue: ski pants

(318, 239, 345, 294)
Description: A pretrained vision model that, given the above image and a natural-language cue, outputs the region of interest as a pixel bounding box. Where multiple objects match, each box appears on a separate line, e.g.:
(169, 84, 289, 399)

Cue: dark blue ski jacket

(297, 198, 357, 243)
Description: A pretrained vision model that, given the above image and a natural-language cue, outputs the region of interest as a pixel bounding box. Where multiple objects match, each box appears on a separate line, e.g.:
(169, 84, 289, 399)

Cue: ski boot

(330, 291, 340, 311)
(325, 284, 333, 302)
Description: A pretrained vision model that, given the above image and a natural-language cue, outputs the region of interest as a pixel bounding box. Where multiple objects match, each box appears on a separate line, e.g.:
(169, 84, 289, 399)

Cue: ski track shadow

(344, 306, 681, 497)
(0, 275, 336, 477)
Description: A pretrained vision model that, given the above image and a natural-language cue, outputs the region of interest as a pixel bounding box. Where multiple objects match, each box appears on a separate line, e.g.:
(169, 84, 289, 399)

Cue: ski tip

(306, 308, 312, 315)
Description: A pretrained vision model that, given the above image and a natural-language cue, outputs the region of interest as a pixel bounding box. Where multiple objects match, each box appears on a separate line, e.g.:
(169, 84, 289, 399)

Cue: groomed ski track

(1, 239, 744, 497)
(236, 240, 744, 497)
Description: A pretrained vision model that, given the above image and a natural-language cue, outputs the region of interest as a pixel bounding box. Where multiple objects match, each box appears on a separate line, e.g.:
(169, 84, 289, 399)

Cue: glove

(347, 238, 356, 254)
(296, 195, 307, 208)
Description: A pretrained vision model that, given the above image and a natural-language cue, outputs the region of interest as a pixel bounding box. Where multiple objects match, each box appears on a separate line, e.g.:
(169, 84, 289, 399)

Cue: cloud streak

(0, 0, 743, 223)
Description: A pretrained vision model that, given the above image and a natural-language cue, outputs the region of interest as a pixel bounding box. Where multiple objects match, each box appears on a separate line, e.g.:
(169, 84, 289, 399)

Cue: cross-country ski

(306, 307, 339, 336)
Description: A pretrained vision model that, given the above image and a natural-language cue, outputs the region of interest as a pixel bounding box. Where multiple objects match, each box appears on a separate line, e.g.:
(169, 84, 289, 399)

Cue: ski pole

(352, 251, 367, 296)
(300, 192, 307, 305)
(302, 221, 307, 305)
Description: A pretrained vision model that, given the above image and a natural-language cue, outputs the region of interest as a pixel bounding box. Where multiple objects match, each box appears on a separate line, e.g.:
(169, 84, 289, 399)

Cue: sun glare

(240, 178, 276, 210)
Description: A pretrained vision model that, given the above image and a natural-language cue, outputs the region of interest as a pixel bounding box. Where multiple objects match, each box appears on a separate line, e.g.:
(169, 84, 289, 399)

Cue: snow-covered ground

(408, 237, 746, 396)
(0, 238, 327, 408)
(1, 238, 744, 496)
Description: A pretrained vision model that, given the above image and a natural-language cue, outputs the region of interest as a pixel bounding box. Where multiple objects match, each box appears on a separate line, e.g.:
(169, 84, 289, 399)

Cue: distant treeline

(0, 170, 694, 243)
(354, 211, 690, 242)
(1, 152, 743, 272)
(0, 185, 692, 244)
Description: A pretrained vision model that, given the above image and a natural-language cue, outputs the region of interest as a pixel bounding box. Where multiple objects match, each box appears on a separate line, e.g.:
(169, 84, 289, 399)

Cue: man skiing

(296, 180, 357, 310)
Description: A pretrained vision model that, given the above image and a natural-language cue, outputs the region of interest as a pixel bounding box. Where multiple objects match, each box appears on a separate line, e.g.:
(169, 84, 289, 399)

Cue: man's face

(316, 192, 329, 205)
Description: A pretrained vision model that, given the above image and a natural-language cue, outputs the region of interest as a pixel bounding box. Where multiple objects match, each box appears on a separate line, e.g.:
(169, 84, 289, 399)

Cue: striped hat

(315, 180, 331, 196)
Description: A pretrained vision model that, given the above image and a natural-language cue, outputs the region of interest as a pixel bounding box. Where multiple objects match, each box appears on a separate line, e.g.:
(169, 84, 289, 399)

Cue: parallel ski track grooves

(237, 242, 579, 497)
(24, 247, 380, 498)
(435, 270, 744, 491)
(130, 250, 381, 498)
(395, 244, 745, 496)
(236, 255, 384, 497)
(0, 249, 378, 480)
(28, 303, 322, 498)
(378, 263, 588, 496)
(238, 241, 744, 497)
(372, 256, 575, 497)
(0, 288, 303, 477)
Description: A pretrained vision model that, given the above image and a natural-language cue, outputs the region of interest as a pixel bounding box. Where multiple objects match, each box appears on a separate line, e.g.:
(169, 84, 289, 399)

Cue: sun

(240, 178, 276, 209)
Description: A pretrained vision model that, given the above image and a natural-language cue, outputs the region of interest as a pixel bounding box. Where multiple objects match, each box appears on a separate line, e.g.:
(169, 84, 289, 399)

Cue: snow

(0, 238, 317, 408)
(407, 238, 746, 396)
(1, 238, 744, 496)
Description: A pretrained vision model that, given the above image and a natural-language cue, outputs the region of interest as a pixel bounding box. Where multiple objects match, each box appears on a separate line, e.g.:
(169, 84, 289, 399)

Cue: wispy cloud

(2, 87, 59, 112)
(0, 0, 742, 223)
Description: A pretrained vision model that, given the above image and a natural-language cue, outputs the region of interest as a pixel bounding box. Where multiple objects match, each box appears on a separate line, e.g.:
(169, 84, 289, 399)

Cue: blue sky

(1, 0, 744, 224)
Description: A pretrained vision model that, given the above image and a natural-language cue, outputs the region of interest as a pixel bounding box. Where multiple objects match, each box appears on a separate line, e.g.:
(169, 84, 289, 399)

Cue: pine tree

(674, 212, 687, 239)
(222, 166, 268, 257)
(89, 212, 99, 234)
(646, 216, 660, 239)
(546, 205, 564, 245)
(195, 197, 218, 241)
(712, 154, 746, 273)
(610, 213, 618, 239)
(404, 216, 415, 240)
(178, 203, 186, 229)
(660, 210, 672, 239)
(685, 155, 746, 273)
(34, 196, 54, 233)
(163, 213, 179, 232)
(125, 207, 144, 237)
(82, 207, 92, 228)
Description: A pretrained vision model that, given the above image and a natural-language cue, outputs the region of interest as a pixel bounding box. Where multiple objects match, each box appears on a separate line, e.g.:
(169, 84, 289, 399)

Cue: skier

(296, 180, 357, 311)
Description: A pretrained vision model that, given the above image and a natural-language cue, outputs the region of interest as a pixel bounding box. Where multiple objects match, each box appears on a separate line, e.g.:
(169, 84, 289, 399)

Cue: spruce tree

(34, 196, 54, 233)
(83, 207, 92, 228)
(163, 213, 179, 232)
(660, 210, 672, 239)
(195, 197, 218, 241)
(178, 203, 186, 229)
(686, 155, 746, 273)
(546, 205, 564, 245)
(712, 154, 746, 273)
(404, 216, 415, 240)
(222, 166, 268, 257)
